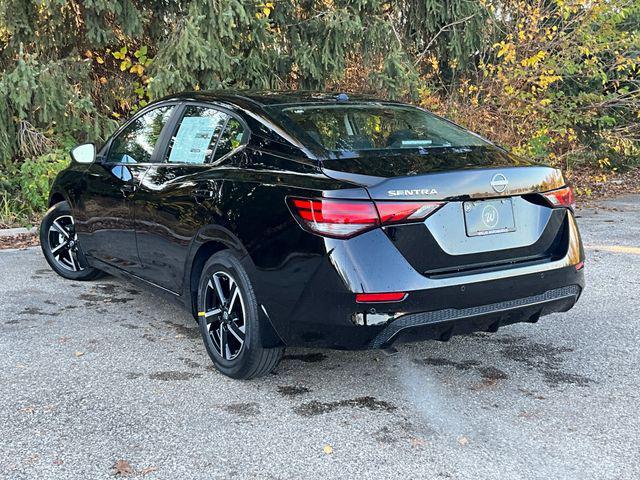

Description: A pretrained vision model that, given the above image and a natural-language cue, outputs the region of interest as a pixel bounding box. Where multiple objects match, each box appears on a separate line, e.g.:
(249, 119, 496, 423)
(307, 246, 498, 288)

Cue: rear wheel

(40, 202, 103, 280)
(197, 251, 283, 379)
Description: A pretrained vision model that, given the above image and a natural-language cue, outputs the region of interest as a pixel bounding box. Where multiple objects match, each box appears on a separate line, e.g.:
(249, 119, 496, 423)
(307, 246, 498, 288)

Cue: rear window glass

(272, 104, 488, 153)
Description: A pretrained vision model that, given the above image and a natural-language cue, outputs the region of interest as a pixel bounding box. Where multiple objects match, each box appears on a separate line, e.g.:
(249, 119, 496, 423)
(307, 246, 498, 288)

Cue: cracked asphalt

(1, 195, 639, 479)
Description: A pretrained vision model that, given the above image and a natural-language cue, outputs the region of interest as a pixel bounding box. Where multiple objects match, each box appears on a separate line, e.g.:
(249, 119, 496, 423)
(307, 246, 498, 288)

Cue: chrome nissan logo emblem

(491, 173, 509, 193)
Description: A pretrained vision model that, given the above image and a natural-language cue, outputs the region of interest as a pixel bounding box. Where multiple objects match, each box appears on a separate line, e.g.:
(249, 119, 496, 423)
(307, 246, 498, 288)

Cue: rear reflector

(287, 196, 444, 239)
(542, 186, 576, 211)
(575, 261, 584, 271)
(356, 292, 407, 303)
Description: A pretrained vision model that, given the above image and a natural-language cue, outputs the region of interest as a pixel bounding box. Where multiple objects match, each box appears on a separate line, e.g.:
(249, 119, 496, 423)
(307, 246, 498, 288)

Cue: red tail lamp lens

(356, 292, 407, 303)
(376, 201, 444, 224)
(288, 198, 379, 238)
(542, 186, 576, 211)
(288, 196, 444, 239)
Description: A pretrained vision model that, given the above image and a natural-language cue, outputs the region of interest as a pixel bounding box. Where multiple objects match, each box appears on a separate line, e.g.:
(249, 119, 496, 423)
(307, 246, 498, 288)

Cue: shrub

(0, 149, 69, 227)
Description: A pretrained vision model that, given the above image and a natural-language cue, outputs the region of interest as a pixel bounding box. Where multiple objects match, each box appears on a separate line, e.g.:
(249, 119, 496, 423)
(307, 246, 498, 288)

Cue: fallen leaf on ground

(140, 466, 158, 476)
(518, 410, 536, 418)
(113, 459, 133, 476)
(323, 444, 333, 455)
(457, 436, 470, 446)
(410, 437, 426, 448)
(0, 233, 39, 250)
(74, 351, 84, 357)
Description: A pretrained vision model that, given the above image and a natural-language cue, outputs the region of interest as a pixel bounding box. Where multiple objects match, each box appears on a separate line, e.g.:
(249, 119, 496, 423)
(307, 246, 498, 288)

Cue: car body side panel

(48, 162, 147, 269)
(48, 167, 85, 209)
(185, 151, 364, 342)
(133, 163, 226, 292)
(75, 162, 150, 269)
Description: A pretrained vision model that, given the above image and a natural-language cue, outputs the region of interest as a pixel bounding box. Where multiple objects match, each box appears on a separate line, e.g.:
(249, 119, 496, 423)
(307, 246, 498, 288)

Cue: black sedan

(41, 91, 585, 379)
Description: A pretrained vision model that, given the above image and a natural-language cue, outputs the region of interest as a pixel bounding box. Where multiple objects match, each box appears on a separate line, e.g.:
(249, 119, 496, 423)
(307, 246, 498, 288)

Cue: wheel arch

(48, 191, 67, 207)
(183, 224, 248, 318)
(183, 226, 285, 348)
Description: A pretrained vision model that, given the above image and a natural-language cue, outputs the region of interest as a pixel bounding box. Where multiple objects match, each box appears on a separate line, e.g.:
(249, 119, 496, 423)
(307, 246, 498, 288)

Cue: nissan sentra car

(40, 91, 585, 379)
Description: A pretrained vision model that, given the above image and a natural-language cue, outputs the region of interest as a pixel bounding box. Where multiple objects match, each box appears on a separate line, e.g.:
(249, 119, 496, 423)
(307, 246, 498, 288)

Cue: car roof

(165, 90, 387, 107)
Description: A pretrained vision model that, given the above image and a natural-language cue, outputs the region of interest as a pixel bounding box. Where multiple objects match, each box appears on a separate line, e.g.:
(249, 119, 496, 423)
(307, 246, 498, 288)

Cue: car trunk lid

(320, 146, 565, 199)
(320, 148, 570, 277)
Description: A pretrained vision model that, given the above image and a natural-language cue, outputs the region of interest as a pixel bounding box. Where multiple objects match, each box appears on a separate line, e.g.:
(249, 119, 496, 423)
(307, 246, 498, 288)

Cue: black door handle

(193, 188, 214, 201)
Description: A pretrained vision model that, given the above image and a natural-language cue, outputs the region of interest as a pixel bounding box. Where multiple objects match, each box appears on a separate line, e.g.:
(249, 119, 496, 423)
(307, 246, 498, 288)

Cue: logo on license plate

(482, 204, 499, 228)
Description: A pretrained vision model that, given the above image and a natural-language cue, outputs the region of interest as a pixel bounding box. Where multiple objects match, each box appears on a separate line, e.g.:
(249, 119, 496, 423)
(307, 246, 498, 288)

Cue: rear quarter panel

(192, 149, 364, 344)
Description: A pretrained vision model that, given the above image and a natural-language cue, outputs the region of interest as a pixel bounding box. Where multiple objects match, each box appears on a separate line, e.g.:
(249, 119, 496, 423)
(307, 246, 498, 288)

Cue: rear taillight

(287, 197, 444, 239)
(542, 186, 576, 211)
(376, 201, 444, 224)
(288, 198, 379, 238)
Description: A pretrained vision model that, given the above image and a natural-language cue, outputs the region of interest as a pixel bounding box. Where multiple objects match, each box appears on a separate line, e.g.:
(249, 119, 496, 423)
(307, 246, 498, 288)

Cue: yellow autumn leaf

(96, 56, 104, 64)
(323, 445, 333, 455)
(129, 64, 145, 76)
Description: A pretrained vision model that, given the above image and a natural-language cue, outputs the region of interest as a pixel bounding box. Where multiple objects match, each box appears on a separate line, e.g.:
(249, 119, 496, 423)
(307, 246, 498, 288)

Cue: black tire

(197, 250, 284, 379)
(40, 201, 104, 281)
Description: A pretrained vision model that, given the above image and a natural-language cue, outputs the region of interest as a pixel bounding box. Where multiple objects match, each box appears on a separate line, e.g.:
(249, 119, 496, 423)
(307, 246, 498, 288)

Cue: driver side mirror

(70, 143, 96, 164)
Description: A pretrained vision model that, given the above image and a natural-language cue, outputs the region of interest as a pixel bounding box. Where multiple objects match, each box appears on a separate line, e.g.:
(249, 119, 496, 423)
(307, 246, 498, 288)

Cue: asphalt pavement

(1, 196, 639, 479)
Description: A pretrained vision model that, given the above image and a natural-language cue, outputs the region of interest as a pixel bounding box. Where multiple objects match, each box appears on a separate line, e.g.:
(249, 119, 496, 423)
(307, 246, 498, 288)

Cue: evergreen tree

(0, 0, 636, 172)
(0, 0, 490, 164)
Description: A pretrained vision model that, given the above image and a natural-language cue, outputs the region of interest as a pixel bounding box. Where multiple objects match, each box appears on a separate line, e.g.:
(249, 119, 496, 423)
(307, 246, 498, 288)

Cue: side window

(165, 106, 229, 164)
(107, 106, 175, 164)
(211, 118, 245, 163)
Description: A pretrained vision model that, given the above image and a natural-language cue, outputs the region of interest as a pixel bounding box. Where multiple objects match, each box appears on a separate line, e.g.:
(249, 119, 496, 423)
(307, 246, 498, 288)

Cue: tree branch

(414, 14, 476, 66)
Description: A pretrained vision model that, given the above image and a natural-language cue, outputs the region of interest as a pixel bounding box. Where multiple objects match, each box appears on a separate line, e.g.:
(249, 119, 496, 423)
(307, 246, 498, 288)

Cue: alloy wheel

(202, 271, 246, 360)
(47, 215, 84, 272)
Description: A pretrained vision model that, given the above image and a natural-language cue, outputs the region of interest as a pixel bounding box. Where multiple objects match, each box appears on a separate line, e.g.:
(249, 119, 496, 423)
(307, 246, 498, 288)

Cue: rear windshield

(270, 103, 489, 153)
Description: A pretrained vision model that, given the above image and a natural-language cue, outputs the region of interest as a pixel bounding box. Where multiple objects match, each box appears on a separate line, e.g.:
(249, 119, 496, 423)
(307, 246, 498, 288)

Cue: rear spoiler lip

(321, 165, 566, 201)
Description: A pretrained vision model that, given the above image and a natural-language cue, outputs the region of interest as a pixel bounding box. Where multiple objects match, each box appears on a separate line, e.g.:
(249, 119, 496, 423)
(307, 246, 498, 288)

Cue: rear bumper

(273, 263, 584, 349)
(251, 210, 585, 350)
(369, 284, 580, 349)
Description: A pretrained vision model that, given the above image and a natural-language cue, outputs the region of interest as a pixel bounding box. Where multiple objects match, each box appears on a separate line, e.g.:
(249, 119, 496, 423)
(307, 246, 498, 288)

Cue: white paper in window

(168, 116, 220, 164)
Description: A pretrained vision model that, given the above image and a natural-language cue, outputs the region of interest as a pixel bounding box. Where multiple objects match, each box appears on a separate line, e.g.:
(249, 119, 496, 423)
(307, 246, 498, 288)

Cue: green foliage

(0, 0, 638, 226)
(19, 150, 68, 214)
(0, 48, 116, 161)
(0, 149, 68, 227)
(420, 0, 640, 170)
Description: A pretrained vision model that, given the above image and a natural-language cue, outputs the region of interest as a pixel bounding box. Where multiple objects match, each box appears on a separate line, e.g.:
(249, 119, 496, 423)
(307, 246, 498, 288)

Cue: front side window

(165, 106, 229, 165)
(107, 106, 175, 164)
(271, 104, 489, 153)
